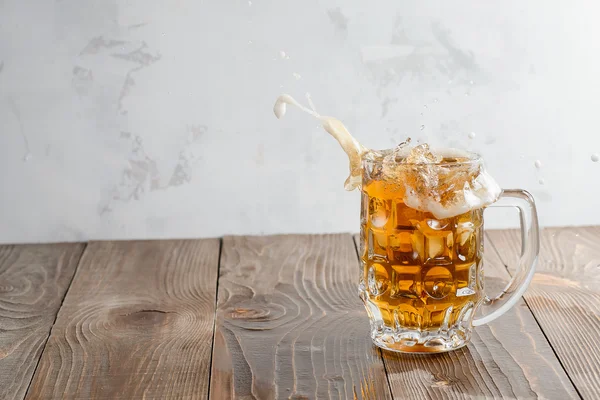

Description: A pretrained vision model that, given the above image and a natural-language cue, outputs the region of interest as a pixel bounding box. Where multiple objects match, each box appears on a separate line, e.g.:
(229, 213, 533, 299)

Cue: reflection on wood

(489, 227, 600, 400)
(0, 244, 84, 400)
(211, 234, 392, 399)
(26, 240, 220, 400)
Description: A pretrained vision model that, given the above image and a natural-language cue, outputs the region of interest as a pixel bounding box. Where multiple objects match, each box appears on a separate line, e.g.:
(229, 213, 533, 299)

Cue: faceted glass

(358, 156, 539, 353)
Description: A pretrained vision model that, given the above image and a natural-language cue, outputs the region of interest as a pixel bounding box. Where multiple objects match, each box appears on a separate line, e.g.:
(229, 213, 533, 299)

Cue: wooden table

(1, 228, 598, 399)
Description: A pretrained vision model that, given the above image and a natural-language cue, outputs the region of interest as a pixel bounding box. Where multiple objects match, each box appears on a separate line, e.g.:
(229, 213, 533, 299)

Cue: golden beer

(359, 156, 485, 353)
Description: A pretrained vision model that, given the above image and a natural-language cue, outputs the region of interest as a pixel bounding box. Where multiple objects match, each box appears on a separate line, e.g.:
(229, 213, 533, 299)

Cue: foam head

(364, 145, 501, 218)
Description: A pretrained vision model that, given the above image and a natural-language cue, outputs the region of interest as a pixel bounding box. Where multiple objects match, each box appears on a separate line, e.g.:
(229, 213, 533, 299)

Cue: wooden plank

(488, 226, 600, 400)
(26, 239, 220, 400)
(353, 234, 578, 399)
(211, 234, 392, 399)
(0, 243, 85, 400)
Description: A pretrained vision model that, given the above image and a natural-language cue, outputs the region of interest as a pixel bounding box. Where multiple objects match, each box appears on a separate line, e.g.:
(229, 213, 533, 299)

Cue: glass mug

(358, 153, 540, 353)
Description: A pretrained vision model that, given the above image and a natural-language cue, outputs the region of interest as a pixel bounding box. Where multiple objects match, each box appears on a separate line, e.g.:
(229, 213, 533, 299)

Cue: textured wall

(1, 1, 599, 243)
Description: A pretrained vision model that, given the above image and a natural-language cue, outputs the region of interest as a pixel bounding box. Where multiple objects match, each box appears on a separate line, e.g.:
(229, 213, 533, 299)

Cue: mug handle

(472, 189, 540, 326)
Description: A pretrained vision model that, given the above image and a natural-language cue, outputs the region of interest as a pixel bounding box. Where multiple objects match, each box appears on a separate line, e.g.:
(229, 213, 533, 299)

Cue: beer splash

(273, 94, 501, 219)
(273, 94, 367, 190)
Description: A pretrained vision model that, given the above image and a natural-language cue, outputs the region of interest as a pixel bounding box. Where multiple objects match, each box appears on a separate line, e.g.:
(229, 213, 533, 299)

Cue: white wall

(1, 0, 599, 243)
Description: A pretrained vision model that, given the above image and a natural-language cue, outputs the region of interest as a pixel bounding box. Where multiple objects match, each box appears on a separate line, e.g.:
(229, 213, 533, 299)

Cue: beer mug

(358, 151, 540, 353)
(271, 93, 539, 353)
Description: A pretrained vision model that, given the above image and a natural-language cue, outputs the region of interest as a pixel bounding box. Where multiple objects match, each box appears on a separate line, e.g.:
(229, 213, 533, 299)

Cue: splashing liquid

(273, 94, 501, 219)
(274, 94, 367, 190)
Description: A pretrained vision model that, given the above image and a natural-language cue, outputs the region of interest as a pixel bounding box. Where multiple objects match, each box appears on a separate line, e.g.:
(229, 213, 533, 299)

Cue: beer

(358, 155, 486, 353)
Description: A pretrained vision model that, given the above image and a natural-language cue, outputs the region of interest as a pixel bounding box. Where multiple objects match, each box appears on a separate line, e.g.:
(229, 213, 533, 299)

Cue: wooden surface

(211, 235, 391, 399)
(2, 228, 599, 399)
(25, 240, 220, 400)
(0, 244, 85, 400)
(488, 227, 600, 400)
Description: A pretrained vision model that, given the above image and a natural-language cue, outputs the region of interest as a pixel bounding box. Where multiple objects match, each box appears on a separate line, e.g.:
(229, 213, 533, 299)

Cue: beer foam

(377, 144, 501, 219)
(403, 166, 501, 219)
(273, 94, 501, 218)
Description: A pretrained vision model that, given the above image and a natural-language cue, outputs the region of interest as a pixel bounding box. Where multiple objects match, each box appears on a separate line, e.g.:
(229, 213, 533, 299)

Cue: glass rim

(362, 149, 483, 167)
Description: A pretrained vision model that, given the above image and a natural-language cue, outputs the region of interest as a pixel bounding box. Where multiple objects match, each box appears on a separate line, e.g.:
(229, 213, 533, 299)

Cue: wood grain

(488, 226, 600, 400)
(353, 234, 578, 400)
(26, 239, 220, 400)
(211, 234, 392, 400)
(0, 243, 85, 400)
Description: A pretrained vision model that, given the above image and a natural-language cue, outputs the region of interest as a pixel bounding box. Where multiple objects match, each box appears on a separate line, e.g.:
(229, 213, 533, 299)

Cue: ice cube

(402, 144, 442, 164)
